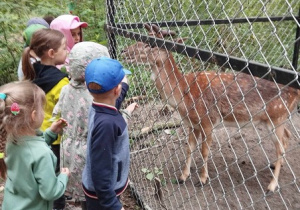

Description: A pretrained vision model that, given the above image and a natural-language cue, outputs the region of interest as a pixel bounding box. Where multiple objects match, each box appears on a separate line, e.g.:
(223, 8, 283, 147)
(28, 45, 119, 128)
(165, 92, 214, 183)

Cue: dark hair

(43, 15, 55, 25)
(0, 81, 45, 179)
(22, 28, 65, 80)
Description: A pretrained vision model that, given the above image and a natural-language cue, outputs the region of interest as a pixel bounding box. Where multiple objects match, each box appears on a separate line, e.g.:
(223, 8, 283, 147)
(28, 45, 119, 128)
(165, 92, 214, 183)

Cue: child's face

(71, 27, 81, 44)
(54, 38, 68, 65)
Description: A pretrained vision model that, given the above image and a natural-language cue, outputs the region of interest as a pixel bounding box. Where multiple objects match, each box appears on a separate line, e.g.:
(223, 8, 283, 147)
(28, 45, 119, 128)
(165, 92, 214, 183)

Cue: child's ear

(31, 110, 37, 122)
(114, 84, 122, 96)
(47, 49, 55, 58)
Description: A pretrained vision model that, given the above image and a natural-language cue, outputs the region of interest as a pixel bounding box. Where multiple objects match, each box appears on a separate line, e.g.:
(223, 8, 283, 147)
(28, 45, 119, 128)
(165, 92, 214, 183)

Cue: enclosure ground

(0, 181, 140, 210)
(128, 102, 300, 209)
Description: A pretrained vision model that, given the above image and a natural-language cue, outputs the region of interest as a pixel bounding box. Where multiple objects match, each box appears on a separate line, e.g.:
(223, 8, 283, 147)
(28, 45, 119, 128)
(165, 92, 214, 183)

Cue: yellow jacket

(41, 77, 69, 144)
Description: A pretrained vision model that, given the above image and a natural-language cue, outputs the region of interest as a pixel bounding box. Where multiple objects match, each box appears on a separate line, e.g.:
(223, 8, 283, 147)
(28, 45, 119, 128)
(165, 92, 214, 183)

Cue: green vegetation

(116, 0, 299, 69)
(0, 0, 106, 86)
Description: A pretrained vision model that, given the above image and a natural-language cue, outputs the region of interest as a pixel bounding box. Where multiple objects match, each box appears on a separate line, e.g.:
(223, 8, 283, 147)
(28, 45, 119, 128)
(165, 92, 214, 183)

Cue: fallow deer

(121, 24, 300, 192)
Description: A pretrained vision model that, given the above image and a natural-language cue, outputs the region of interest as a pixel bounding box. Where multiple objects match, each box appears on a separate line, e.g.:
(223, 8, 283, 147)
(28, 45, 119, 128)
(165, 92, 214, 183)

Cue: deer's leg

(267, 124, 286, 192)
(199, 127, 213, 185)
(179, 128, 200, 183)
(282, 127, 290, 154)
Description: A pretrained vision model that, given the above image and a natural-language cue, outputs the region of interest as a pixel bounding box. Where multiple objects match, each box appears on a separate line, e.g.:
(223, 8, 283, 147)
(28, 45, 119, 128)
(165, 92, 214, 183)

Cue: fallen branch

(129, 120, 182, 139)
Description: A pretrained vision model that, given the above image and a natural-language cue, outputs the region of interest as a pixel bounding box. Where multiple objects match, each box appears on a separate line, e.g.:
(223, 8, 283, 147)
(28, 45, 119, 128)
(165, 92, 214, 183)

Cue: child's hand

(61, 168, 70, 177)
(125, 102, 139, 115)
(50, 118, 68, 134)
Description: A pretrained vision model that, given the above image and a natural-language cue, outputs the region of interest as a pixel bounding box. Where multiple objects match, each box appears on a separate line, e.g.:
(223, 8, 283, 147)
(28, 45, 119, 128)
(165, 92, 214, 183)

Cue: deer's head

(121, 24, 177, 66)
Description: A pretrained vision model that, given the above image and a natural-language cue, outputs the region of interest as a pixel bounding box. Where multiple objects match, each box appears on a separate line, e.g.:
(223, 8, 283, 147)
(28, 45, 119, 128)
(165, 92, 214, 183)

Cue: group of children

(0, 14, 137, 210)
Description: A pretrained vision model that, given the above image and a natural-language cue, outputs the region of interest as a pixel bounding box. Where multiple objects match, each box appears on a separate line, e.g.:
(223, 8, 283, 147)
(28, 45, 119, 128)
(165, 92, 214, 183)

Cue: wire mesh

(107, 0, 300, 209)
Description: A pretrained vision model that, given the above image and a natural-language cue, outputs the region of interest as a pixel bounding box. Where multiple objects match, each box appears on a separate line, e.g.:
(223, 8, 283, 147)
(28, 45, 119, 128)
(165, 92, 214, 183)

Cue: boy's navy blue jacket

(82, 102, 130, 210)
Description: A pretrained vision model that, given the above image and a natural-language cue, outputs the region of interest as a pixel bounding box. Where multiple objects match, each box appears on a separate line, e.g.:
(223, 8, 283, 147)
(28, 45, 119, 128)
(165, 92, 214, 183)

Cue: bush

(0, 0, 106, 86)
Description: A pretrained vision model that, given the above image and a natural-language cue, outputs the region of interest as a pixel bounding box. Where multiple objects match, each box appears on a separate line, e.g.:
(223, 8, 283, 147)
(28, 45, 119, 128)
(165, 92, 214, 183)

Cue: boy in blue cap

(82, 57, 132, 210)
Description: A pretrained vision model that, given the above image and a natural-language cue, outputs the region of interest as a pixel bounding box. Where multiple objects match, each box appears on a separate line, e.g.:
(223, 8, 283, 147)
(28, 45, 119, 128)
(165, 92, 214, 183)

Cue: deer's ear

(144, 23, 151, 31)
(160, 29, 176, 37)
(174, 38, 188, 44)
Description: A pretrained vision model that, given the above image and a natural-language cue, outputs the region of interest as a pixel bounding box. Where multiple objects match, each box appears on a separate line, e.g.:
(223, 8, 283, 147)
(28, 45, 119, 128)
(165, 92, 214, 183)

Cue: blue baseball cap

(85, 57, 131, 94)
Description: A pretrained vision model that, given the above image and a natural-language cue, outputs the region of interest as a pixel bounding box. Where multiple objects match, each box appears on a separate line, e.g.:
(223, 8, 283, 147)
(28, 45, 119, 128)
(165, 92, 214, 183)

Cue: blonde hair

(0, 81, 45, 179)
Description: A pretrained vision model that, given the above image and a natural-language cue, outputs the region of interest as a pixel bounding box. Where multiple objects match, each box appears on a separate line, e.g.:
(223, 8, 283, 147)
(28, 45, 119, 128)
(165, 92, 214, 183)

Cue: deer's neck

(150, 52, 187, 107)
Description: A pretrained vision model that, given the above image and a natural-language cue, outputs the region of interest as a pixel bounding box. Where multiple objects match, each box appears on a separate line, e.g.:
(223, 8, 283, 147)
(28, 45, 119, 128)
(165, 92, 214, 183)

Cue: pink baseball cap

(70, 16, 88, 29)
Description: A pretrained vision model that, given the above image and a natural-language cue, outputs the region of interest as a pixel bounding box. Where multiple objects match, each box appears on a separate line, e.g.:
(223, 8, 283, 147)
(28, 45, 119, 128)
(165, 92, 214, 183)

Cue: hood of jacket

(23, 24, 47, 47)
(50, 14, 88, 51)
(68, 41, 110, 88)
(33, 62, 68, 93)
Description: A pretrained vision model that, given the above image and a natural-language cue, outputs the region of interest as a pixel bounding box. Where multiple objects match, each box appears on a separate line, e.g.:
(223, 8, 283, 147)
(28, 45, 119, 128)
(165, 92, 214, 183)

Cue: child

(18, 17, 50, 80)
(50, 14, 88, 72)
(22, 28, 69, 209)
(26, 17, 49, 28)
(53, 42, 136, 209)
(82, 57, 133, 210)
(43, 15, 55, 25)
(0, 81, 70, 210)
(18, 24, 47, 80)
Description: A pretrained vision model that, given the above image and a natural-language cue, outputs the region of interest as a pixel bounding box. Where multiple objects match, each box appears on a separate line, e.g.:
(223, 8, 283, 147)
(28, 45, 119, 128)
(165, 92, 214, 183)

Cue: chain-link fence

(105, 0, 300, 209)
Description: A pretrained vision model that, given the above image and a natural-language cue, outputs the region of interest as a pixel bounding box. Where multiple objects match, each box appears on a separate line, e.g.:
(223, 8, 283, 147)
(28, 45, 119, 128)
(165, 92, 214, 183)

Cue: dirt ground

(121, 187, 141, 210)
(127, 101, 300, 209)
(0, 184, 140, 210)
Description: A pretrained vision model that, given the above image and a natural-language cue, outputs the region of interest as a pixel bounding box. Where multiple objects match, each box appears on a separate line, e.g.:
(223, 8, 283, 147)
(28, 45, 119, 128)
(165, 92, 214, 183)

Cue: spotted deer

(121, 24, 300, 192)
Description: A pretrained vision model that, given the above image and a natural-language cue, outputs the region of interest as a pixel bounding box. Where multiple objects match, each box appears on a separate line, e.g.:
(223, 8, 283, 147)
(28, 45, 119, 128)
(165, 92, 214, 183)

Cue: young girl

(52, 42, 137, 209)
(22, 28, 69, 209)
(0, 81, 70, 210)
(18, 16, 50, 80)
(18, 24, 48, 80)
(50, 14, 88, 72)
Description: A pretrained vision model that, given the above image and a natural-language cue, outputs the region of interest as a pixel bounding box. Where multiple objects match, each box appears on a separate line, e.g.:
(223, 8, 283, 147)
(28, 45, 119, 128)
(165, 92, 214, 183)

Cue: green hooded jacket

(2, 129, 68, 210)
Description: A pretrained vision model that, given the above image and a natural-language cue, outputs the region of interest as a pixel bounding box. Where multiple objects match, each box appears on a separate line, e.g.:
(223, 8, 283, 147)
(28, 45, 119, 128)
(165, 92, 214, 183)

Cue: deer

(121, 24, 300, 192)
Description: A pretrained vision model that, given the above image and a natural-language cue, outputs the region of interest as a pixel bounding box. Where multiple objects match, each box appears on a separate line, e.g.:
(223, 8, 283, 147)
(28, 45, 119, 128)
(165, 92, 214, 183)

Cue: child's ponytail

(22, 47, 35, 80)
(0, 94, 8, 179)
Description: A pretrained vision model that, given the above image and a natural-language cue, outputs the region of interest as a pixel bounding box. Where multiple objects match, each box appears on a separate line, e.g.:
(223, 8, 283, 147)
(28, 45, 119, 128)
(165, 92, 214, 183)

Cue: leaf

(141, 168, 148, 173)
(48, 116, 60, 122)
(171, 178, 178, 184)
(154, 167, 163, 175)
(48, 113, 61, 122)
(164, 129, 172, 135)
(157, 171, 163, 175)
(161, 179, 167, 187)
(146, 173, 154, 181)
(60, 66, 68, 74)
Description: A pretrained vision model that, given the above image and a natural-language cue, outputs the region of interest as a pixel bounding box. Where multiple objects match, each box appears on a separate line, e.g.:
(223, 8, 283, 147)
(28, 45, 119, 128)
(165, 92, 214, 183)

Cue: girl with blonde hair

(0, 81, 69, 210)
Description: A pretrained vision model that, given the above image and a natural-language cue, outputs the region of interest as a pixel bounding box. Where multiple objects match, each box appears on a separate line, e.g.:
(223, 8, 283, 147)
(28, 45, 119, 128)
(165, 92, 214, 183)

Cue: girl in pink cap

(50, 15, 88, 51)
(50, 15, 88, 73)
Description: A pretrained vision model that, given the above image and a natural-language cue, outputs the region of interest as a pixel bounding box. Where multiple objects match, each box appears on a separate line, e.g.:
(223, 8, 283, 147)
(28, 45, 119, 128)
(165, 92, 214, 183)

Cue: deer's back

(182, 71, 299, 126)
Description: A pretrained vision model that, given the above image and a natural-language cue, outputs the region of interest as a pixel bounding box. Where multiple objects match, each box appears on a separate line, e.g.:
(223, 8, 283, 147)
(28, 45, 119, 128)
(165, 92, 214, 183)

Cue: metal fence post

(106, 0, 117, 59)
(292, 8, 300, 70)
